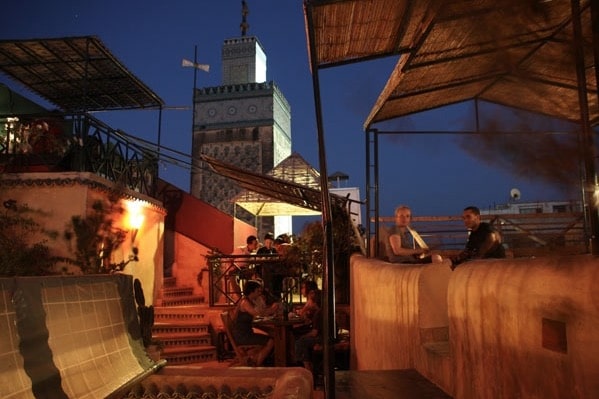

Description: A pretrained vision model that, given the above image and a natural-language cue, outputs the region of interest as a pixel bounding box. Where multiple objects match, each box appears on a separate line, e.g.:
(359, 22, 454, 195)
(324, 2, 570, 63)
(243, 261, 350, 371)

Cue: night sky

(1, 1, 581, 230)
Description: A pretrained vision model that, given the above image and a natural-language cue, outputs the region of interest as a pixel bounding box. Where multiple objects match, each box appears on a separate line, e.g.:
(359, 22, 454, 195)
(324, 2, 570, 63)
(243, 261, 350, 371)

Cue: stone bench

(1, 274, 162, 398)
(0, 275, 312, 399)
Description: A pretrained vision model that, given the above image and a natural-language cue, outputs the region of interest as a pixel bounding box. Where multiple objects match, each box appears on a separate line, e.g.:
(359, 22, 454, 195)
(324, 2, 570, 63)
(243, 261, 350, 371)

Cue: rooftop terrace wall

(350, 254, 599, 398)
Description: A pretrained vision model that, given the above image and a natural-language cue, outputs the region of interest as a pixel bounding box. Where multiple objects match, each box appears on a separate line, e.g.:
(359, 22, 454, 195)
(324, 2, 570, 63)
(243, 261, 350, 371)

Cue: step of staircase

(161, 345, 218, 365)
(159, 295, 204, 307)
(154, 333, 212, 348)
(163, 277, 177, 288)
(152, 280, 215, 366)
(153, 322, 210, 336)
(161, 286, 194, 299)
(154, 304, 209, 323)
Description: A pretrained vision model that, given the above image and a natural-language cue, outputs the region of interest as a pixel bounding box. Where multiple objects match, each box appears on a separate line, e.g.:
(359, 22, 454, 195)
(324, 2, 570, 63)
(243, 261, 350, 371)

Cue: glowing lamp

(126, 200, 145, 242)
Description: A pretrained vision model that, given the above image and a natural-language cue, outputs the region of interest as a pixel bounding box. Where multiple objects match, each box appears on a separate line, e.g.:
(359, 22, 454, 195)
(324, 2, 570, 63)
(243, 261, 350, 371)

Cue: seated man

(257, 232, 277, 255)
(450, 206, 506, 270)
(257, 233, 281, 300)
(229, 235, 260, 298)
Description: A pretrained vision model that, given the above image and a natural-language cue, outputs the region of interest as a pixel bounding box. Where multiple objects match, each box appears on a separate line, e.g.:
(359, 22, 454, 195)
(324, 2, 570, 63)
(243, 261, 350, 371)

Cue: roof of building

(0, 36, 164, 112)
(305, 0, 597, 129)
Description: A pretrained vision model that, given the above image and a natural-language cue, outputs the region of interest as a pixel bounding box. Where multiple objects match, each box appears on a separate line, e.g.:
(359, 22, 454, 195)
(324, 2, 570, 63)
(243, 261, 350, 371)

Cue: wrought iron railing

(0, 112, 158, 196)
(206, 253, 322, 307)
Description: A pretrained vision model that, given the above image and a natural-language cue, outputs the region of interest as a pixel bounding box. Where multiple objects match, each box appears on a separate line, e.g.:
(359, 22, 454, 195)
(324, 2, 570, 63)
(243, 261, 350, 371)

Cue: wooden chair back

(220, 309, 261, 366)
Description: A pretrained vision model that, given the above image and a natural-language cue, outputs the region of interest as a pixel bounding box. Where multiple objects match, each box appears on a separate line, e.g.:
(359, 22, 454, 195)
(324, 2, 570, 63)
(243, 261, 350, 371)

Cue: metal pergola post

(571, 0, 599, 254)
(305, 3, 336, 398)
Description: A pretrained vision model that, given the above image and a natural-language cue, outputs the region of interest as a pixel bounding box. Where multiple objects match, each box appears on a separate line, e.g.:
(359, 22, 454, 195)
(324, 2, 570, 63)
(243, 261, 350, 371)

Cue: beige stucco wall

(449, 255, 599, 399)
(350, 253, 599, 399)
(172, 232, 211, 299)
(350, 256, 418, 369)
(0, 172, 165, 305)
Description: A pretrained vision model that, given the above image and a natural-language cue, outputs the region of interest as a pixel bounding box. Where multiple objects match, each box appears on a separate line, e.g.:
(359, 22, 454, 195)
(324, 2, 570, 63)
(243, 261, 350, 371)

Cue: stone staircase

(152, 277, 218, 365)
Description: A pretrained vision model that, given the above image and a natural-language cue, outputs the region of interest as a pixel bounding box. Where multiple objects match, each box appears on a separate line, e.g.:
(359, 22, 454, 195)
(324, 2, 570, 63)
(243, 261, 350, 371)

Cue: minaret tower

(190, 1, 292, 236)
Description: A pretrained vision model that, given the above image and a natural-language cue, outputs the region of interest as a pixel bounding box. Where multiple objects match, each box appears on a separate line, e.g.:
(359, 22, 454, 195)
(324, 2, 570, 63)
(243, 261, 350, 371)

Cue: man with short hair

(451, 206, 506, 270)
(229, 235, 260, 299)
(257, 233, 276, 255)
(236, 235, 259, 255)
(257, 233, 278, 300)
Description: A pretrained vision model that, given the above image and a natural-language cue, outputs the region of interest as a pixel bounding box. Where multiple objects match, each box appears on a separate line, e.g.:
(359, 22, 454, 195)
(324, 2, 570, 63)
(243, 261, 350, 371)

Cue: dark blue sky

(1, 0, 576, 223)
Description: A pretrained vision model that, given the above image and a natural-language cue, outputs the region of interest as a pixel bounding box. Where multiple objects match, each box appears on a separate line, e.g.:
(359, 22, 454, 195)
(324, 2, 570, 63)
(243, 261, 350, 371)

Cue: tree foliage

(63, 198, 137, 274)
(0, 199, 59, 276)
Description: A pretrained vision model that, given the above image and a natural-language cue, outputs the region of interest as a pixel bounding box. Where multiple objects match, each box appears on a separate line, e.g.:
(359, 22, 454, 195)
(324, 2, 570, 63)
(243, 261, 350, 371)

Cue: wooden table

(254, 316, 305, 367)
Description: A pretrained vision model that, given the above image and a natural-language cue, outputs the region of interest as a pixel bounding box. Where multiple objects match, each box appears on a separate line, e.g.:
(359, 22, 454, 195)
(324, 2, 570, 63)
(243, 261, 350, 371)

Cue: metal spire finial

(240, 0, 249, 36)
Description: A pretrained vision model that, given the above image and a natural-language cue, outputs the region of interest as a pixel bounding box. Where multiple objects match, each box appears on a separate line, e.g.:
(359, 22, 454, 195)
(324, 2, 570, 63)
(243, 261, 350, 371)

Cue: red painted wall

(176, 194, 235, 253)
(158, 180, 255, 254)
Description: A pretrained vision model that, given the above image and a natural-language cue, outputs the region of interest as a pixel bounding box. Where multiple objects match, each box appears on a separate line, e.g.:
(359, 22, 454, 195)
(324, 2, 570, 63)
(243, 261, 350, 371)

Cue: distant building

(479, 199, 585, 252)
(481, 200, 582, 215)
(330, 187, 362, 227)
(191, 30, 292, 237)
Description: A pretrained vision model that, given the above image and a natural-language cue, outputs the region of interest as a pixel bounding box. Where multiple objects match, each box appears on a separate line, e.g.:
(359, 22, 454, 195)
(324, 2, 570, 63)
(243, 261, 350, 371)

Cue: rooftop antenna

(240, 0, 249, 36)
(510, 188, 521, 202)
(182, 46, 210, 153)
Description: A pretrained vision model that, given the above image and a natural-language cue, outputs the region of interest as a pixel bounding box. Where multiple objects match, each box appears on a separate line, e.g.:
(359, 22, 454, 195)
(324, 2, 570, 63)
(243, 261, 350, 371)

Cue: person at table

(386, 205, 442, 264)
(264, 237, 289, 299)
(234, 234, 259, 255)
(450, 205, 506, 270)
(257, 232, 279, 297)
(229, 235, 260, 298)
(232, 280, 280, 366)
(293, 281, 322, 372)
(234, 235, 260, 272)
(293, 280, 320, 332)
(257, 232, 277, 255)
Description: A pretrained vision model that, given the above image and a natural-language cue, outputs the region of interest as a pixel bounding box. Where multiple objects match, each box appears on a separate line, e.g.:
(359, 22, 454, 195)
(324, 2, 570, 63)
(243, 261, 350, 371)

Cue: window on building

(519, 207, 542, 214)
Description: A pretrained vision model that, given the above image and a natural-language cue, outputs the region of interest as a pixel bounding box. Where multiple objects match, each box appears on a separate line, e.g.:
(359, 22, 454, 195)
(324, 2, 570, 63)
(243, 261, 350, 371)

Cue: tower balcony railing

(0, 112, 158, 197)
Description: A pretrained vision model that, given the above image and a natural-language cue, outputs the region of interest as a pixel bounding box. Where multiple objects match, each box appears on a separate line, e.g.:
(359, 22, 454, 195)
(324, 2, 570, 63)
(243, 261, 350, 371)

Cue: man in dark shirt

(256, 233, 279, 301)
(451, 206, 505, 270)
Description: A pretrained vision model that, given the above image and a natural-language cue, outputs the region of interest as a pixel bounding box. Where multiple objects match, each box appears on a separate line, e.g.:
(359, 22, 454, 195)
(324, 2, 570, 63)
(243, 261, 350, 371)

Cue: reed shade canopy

(201, 153, 346, 216)
(0, 36, 164, 112)
(233, 153, 324, 216)
(304, 0, 598, 129)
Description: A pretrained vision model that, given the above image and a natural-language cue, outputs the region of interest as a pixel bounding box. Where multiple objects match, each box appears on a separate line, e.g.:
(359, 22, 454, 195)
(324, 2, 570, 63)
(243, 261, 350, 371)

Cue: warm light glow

(126, 200, 145, 230)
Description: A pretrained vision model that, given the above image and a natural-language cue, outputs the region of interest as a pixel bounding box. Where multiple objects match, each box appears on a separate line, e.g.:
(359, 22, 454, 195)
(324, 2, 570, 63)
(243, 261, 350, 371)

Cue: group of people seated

(231, 233, 293, 300)
(230, 279, 322, 369)
(385, 204, 505, 269)
(233, 233, 291, 257)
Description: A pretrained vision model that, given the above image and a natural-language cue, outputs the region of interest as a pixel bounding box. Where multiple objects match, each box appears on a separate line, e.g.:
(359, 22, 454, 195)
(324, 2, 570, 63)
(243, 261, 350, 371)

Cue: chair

(220, 309, 261, 366)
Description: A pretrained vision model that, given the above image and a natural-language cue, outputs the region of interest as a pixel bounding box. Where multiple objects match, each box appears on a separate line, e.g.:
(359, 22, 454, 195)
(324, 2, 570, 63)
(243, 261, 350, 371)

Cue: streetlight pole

(182, 45, 210, 141)
(191, 45, 198, 137)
